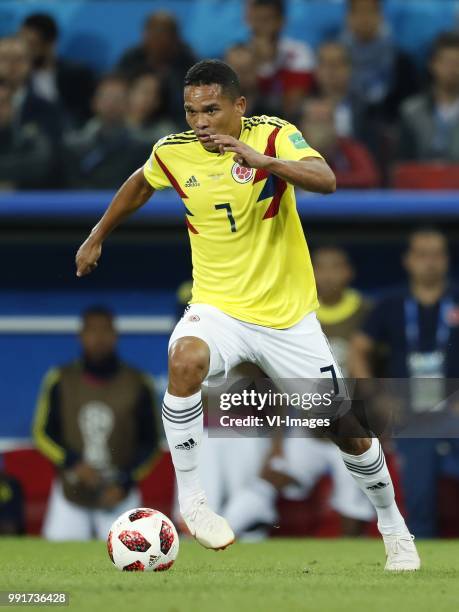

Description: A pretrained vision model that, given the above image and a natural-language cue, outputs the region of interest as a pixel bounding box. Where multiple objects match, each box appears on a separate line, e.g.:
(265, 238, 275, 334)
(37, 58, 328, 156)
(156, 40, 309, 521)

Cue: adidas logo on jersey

(185, 175, 200, 187)
(175, 438, 197, 450)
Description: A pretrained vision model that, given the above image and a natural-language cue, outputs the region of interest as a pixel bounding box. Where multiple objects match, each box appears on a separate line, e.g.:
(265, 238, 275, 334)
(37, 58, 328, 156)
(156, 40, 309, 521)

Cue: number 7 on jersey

(215, 203, 237, 233)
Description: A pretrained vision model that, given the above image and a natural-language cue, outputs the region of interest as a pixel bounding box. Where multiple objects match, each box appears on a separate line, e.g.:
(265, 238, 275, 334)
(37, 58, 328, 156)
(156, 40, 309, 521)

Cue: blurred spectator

(300, 97, 380, 188)
(19, 13, 95, 128)
(0, 78, 52, 190)
(0, 35, 62, 145)
(398, 33, 459, 162)
(116, 11, 196, 124)
(64, 74, 150, 189)
(340, 0, 418, 121)
(314, 246, 371, 377)
(225, 44, 281, 116)
(244, 0, 315, 118)
(0, 468, 25, 535)
(127, 73, 178, 144)
(314, 41, 379, 152)
(33, 306, 160, 541)
(350, 229, 459, 537)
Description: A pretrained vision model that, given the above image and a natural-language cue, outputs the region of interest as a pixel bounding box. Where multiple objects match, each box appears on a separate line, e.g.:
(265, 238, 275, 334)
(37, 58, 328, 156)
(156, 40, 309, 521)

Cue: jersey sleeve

(143, 138, 172, 190)
(276, 122, 323, 162)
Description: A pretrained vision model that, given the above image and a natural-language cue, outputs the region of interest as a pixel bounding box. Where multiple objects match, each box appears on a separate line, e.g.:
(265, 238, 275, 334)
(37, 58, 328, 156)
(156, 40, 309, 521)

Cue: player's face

(404, 234, 449, 286)
(80, 315, 117, 362)
(313, 250, 353, 299)
(184, 84, 246, 152)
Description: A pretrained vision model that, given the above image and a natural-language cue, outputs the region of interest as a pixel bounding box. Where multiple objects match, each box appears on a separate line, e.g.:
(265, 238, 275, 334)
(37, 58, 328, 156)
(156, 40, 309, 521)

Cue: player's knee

(333, 437, 372, 455)
(168, 337, 210, 393)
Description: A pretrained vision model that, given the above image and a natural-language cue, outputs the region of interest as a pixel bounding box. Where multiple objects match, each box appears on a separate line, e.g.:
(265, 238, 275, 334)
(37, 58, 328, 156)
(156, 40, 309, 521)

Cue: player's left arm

(211, 131, 336, 194)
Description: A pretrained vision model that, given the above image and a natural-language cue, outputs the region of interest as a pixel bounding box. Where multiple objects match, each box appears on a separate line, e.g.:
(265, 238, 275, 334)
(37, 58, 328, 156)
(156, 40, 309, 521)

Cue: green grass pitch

(1, 538, 458, 612)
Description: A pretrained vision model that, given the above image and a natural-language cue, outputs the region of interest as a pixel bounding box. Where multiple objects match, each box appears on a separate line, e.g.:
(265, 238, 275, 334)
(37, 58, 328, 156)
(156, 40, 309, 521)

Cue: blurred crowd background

(1, 0, 459, 188)
(1, 0, 459, 542)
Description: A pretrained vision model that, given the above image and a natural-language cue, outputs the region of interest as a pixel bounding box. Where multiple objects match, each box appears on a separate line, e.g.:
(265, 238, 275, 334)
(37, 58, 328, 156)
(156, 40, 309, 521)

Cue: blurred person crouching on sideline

(300, 97, 380, 189)
(0, 78, 52, 190)
(33, 306, 160, 541)
(127, 72, 178, 144)
(63, 74, 150, 189)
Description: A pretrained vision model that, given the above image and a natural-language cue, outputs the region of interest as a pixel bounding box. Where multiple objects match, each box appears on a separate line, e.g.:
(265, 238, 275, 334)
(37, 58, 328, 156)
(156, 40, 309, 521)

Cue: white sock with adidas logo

(340, 438, 409, 536)
(162, 389, 206, 513)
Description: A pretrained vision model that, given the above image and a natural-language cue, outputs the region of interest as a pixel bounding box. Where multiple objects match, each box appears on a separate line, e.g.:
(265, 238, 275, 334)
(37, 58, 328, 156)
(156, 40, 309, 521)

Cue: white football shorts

(169, 303, 348, 420)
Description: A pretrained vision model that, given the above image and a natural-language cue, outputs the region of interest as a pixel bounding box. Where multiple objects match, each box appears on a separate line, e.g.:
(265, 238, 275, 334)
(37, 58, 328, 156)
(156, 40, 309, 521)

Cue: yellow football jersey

(143, 115, 322, 329)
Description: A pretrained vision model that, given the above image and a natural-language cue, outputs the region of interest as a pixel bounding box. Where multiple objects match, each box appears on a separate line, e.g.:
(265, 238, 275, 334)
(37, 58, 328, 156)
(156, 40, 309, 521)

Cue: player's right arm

(75, 168, 155, 277)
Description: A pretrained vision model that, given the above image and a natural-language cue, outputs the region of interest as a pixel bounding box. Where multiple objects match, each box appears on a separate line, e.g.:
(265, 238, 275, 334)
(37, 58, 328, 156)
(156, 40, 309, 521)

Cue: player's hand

(210, 135, 270, 169)
(75, 236, 102, 277)
(98, 484, 125, 509)
(72, 462, 102, 489)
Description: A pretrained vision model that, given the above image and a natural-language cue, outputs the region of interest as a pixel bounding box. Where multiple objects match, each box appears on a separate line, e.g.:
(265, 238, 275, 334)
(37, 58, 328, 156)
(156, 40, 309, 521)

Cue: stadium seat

(392, 163, 459, 189)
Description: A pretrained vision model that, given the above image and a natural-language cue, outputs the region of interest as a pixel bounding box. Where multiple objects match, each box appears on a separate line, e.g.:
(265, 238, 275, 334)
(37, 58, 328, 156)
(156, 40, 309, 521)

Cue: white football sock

(223, 477, 278, 536)
(340, 438, 409, 536)
(162, 389, 206, 514)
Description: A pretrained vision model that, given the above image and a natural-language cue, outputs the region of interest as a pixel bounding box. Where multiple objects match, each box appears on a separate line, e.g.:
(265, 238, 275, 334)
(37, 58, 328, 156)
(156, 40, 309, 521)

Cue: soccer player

(76, 59, 420, 570)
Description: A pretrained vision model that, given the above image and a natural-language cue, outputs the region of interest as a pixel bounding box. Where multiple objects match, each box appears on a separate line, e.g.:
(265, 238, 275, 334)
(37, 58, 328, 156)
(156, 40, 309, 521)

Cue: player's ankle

(378, 518, 410, 536)
(180, 491, 207, 516)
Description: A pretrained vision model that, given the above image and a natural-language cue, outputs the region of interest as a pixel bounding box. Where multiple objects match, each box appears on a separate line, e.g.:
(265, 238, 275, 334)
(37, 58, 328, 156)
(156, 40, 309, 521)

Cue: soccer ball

(107, 507, 179, 572)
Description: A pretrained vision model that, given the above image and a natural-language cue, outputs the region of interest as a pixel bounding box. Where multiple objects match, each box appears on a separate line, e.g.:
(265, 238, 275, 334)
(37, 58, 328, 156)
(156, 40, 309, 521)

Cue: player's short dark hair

(81, 306, 115, 325)
(184, 59, 242, 100)
(22, 13, 58, 43)
(430, 31, 459, 60)
(250, 0, 285, 17)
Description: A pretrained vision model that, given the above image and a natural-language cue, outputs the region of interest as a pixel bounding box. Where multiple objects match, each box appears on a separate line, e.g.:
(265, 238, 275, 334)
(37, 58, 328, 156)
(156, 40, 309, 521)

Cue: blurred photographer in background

(33, 307, 160, 541)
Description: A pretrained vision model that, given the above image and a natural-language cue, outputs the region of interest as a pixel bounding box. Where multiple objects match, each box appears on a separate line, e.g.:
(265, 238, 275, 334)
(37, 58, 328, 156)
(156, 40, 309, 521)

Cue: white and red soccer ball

(107, 508, 179, 572)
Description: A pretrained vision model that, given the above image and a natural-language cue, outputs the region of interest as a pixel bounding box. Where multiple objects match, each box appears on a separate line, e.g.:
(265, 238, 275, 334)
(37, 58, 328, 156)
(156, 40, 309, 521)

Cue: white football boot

(182, 498, 235, 550)
(383, 533, 421, 571)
